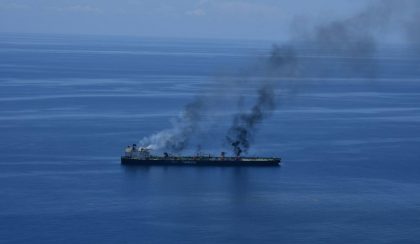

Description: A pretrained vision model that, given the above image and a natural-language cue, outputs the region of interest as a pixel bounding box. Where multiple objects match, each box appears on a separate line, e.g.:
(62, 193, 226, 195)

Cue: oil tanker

(121, 144, 281, 166)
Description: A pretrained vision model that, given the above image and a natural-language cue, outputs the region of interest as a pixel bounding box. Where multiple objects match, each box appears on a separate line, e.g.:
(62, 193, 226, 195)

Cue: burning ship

(121, 144, 281, 166)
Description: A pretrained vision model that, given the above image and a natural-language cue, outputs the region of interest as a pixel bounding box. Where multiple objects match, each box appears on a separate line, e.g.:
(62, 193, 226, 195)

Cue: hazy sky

(0, 0, 374, 40)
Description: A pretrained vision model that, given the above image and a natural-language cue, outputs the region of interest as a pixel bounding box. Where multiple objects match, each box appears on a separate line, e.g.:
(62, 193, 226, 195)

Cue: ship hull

(121, 157, 280, 167)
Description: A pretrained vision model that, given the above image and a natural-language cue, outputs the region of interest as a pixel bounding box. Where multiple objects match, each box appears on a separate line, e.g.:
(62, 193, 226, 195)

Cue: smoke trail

(139, 97, 204, 152)
(225, 45, 297, 156)
(226, 85, 276, 156)
(402, 1, 420, 53)
(307, 0, 402, 78)
(225, 0, 417, 156)
(138, 46, 297, 153)
(140, 0, 420, 155)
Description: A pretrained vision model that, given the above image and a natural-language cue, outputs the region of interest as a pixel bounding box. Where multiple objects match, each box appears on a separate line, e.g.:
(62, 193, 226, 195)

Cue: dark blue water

(1, 33, 420, 243)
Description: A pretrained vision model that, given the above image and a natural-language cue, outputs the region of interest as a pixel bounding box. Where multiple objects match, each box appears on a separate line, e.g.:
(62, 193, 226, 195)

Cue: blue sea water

(1, 33, 420, 243)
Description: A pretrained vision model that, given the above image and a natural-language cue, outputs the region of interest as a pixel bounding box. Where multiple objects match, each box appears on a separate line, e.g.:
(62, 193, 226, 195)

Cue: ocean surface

(1, 33, 420, 243)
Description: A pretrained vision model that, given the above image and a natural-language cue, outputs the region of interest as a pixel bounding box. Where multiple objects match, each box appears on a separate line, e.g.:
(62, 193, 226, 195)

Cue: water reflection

(121, 165, 282, 206)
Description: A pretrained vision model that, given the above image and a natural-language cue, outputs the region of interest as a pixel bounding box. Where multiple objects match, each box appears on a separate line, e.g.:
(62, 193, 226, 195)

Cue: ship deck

(121, 156, 281, 166)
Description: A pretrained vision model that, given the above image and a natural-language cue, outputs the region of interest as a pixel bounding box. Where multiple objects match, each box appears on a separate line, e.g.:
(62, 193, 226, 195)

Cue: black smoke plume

(226, 86, 276, 156)
(140, 0, 420, 155)
(225, 0, 420, 156)
(225, 45, 297, 156)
